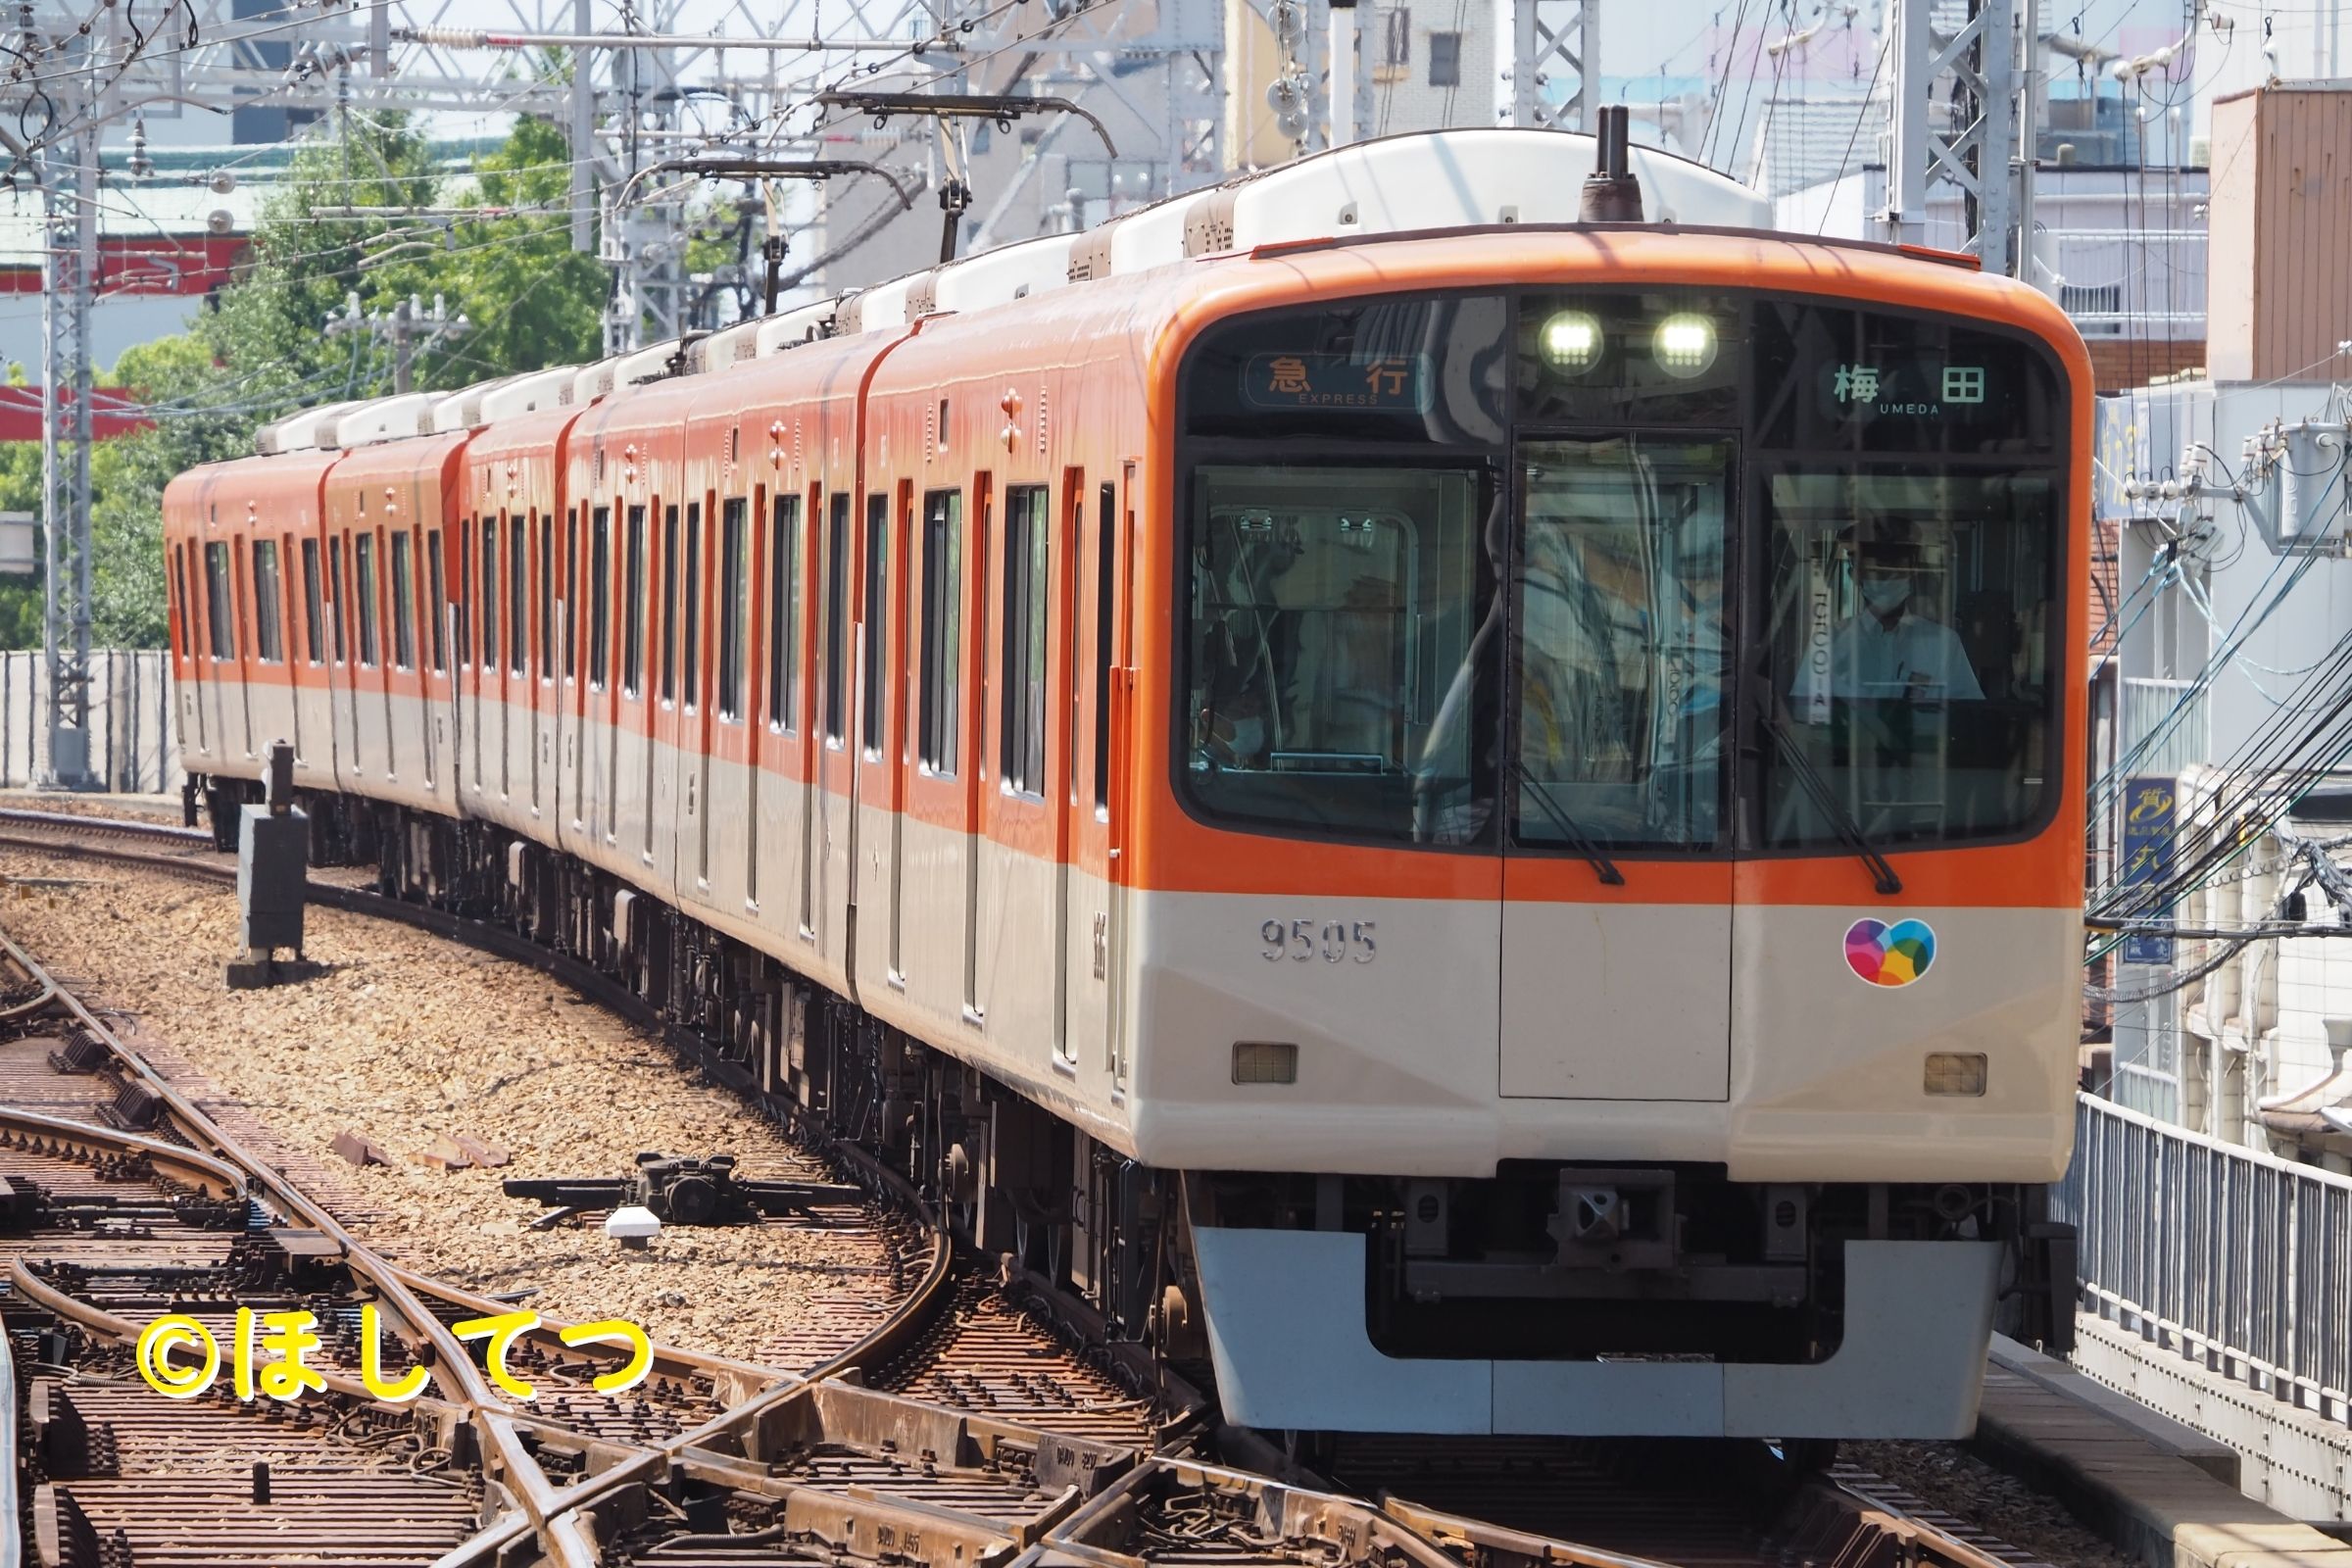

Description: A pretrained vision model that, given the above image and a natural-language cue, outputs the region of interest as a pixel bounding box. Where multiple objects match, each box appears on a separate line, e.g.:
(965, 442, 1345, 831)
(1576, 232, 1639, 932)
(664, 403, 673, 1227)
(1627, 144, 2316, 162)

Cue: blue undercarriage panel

(1190, 1228, 2000, 1437)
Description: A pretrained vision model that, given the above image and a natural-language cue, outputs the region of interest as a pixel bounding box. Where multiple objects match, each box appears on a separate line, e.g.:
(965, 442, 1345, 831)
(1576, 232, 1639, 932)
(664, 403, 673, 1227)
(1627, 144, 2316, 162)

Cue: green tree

(0, 111, 610, 650)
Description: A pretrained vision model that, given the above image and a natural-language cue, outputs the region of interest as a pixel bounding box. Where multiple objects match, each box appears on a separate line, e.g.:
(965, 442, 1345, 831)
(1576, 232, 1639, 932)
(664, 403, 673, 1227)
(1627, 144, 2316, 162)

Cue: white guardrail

(2056, 1092, 2352, 1427)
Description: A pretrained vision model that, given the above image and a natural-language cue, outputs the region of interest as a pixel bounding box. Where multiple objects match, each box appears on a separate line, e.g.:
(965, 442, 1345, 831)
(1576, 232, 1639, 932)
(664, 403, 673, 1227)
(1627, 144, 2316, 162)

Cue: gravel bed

(0, 848, 898, 1365)
(1845, 1441, 2137, 1568)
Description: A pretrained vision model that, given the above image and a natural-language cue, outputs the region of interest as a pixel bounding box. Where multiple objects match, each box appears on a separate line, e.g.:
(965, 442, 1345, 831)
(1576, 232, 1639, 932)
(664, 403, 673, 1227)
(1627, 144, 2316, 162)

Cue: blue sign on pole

(2120, 776, 2178, 966)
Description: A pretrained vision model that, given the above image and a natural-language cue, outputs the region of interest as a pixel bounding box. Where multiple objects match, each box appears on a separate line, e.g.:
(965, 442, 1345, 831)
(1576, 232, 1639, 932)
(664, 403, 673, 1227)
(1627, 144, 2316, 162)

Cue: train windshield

(1175, 285, 2069, 855)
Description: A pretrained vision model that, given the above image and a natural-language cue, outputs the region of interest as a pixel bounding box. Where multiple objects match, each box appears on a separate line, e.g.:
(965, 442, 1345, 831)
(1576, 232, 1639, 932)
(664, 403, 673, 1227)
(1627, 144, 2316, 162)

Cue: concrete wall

(0, 651, 179, 794)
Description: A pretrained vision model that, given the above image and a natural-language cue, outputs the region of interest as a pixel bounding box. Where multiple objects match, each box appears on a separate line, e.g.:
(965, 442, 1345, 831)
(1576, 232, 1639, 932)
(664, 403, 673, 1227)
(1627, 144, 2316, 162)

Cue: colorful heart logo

(1844, 917, 1936, 987)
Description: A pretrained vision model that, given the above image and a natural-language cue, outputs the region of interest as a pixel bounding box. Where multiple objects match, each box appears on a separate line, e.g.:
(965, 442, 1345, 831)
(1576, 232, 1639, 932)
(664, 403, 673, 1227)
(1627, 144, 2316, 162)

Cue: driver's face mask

(1860, 572, 1912, 616)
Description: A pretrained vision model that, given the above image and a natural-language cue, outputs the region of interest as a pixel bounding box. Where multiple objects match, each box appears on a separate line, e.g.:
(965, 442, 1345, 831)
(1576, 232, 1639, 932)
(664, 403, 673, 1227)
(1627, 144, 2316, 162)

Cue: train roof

(242, 124, 2023, 458)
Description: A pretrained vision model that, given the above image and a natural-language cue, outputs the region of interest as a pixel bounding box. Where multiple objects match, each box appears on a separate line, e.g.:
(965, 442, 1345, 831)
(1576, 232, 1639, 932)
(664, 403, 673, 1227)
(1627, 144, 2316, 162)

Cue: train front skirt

(1190, 1228, 1999, 1437)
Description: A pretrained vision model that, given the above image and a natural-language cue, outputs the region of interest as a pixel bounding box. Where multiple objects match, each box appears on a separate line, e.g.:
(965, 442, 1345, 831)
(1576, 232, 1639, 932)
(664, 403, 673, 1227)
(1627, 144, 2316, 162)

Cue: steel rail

(0, 920, 601, 1568)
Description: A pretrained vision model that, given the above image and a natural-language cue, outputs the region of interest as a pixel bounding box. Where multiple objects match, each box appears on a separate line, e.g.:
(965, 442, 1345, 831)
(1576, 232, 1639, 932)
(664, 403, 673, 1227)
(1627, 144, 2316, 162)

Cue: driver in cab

(1819, 518, 1983, 706)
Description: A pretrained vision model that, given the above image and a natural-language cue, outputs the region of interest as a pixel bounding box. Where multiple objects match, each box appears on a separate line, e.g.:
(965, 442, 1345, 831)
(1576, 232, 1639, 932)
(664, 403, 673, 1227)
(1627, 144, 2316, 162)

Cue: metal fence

(2058, 1093, 2352, 1427)
(0, 651, 177, 794)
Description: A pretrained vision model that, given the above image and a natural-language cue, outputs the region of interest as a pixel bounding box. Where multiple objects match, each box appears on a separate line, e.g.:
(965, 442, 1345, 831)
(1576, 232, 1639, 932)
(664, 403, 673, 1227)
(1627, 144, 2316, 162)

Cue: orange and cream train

(167, 126, 2089, 1442)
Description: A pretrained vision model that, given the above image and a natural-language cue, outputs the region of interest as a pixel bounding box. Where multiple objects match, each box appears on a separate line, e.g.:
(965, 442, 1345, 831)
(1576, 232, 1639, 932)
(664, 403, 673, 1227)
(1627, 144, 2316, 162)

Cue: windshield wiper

(1761, 717, 1902, 895)
(1509, 760, 1625, 886)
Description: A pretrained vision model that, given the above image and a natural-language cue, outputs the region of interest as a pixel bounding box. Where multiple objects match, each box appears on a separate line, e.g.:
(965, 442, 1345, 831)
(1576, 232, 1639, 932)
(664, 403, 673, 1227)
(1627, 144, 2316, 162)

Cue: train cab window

(860, 494, 887, 756)
(204, 542, 234, 662)
(391, 530, 416, 670)
(661, 504, 681, 703)
(1512, 438, 1733, 851)
(1758, 470, 2056, 848)
(623, 505, 647, 697)
(684, 502, 703, 709)
(355, 532, 380, 667)
(300, 540, 325, 664)
(1751, 301, 2065, 848)
(479, 518, 499, 671)
(824, 494, 850, 744)
(1001, 485, 1050, 797)
(718, 499, 748, 722)
(1093, 482, 1115, 810)
(1182, 466, 1494, 844)
(768, 496, 801, 732)
(508, 516, 527, 675)
(426, 532, 447, 672)
(251, 539, 285, 663)
(327, 537, 349, 663)
(918, 490, 961, 774)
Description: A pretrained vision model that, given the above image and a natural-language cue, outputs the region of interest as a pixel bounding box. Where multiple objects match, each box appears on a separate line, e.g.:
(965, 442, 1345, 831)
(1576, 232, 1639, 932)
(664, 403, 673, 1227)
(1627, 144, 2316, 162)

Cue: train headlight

(1651, 313, 1718, 378)
(1539, 311, 1604, 374)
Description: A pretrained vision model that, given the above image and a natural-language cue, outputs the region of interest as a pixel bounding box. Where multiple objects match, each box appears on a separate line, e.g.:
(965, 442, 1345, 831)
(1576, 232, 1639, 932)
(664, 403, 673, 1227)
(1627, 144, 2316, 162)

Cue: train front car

(1140, 229, 2089, 1440)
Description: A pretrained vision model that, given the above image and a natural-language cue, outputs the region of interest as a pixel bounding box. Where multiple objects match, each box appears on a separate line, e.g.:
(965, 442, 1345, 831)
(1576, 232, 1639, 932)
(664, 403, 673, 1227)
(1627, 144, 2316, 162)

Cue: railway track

(2, 803, 2066, 1568)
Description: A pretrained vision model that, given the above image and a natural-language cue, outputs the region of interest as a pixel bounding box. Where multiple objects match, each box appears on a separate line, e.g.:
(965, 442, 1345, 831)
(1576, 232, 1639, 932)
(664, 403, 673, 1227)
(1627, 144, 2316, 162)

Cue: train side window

(251, 538, 285, 663)
(537, 512, 555, 680)
(718, 498, 748, 722)
(479, 517, 499, 670)
(1001, 484, 1049, 796)
(327, 537, 348, 663)
(684, 502, 703, 710)
(454, 524, 469, 665)
(660, 504, 681, 703)
(169, 548, 190, 658)
(767, 495, 800, 732)
(1094, 481, 1115, 810)
(355, 532, 380, 667)
(391, 529, 416, 670)
(590, 506, 612, 690)
(562, 509, 579, 681)
(508, 514, 527, 675)
(300, 540, 325, 664)
(861, 494, 887, 756)
(426, 532, 447, 672)
(204, 541, 234, 661)
(824, 493, 849, 744)
(622, 505, 647, 697)
(919, 489, 961, 774)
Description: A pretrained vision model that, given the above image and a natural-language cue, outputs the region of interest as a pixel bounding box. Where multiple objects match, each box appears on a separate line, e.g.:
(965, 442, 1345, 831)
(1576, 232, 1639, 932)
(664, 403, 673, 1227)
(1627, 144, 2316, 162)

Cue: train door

(1051, 476, 1083, 1061)
(844, 490, 889, 978)
(616, 501, 647, 851)
(420, 526, 447, 799)
(227, 531, 257, 760)
(883, 482, 910, 981)
(1065, 472, 1126, 1086)
(814, 491, 856, 975)
(1496, 433, 1736, 1101)
(330, 531, 362, 776)
(797, 487, 822, 943)
(183, 537, 214, 759)
(960, 476, 992, 1021)
(535, 507, 557, 819)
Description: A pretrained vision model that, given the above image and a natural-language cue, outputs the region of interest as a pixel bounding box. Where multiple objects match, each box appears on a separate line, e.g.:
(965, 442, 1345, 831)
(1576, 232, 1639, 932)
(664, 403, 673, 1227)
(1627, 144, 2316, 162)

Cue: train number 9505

(1260, 918, 1377, 964)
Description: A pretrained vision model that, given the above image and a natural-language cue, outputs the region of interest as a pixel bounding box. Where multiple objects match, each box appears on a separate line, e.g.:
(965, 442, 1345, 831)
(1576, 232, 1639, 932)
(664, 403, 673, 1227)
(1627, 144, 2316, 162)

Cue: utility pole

(1880, 0, 2039, 276)
(324, 293, 473, 393)
(38, 105, 98, 789)
(1508, 0, 1597, 129)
